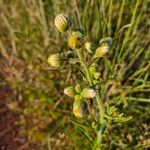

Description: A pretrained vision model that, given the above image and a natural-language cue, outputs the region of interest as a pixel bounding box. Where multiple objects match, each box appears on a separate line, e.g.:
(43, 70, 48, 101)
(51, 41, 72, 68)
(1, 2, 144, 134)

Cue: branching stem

(95, 91, 105, 150)
(76, 49, 93, 86)
(76, 48, 105, 150)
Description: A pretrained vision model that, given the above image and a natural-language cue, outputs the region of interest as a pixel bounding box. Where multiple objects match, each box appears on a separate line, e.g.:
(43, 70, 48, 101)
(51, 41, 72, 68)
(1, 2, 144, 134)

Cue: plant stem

(95, 92, 105, 124)
(76, 48, 105, 149)
(76, 49, 93, 86)
(95, 91, 105, 150)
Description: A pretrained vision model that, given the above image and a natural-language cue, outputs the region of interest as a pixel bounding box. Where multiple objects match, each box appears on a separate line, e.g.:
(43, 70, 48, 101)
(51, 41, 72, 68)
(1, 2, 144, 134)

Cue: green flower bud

(47, 54, 62, 67)
(71, 30, 83, 38)
(82, 88, 96, 99)
(73, 99, 87, 118)
(92, 122, 97, 129)
(93, 72, 100, 80)
(54, 13, 71, 32)
(89, 63, 97, 74)
(64, 86, 76, 98)
(75, 84, 82, 93)
(85, 42, 94, 53)
(99, 37, 112, 46)
(75, 27, 84, 34)
(65, 51, 74, 59)
(94, 45, 109, 58)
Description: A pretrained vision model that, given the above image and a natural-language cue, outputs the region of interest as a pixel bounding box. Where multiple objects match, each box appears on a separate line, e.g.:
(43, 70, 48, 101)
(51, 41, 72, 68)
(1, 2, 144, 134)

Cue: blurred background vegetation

(0, 0, 149, 149)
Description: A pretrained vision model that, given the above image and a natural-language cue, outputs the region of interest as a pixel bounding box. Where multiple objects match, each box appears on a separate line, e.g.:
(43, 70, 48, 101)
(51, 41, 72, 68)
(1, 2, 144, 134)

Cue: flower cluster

(64, 84, 96, 118)
(47, 13, 112, 118)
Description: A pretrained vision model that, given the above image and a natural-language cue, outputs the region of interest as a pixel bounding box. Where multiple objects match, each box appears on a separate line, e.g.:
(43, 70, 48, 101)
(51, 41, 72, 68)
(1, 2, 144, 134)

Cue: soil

(0, 87, 33, 150)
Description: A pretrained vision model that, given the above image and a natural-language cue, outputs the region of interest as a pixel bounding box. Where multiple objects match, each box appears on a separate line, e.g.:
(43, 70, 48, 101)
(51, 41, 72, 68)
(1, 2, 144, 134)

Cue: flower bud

(85, 42, 94, 53)
(47, 54, 61, 67)
(54, 13, 71, 32)
(94, 45, 109, 58)
(73, 99, 87, 118)
(71, 30, 83, 38)
(93, 72, 100, 80)
(68, 31, 84, 49)
(75, 27, 84, 34)
(92, 122, 97, 129)
(89, 63, 97, 74)
(99, 37, 112, 46)
(64, 86, 76, 98)
(65, 51, 74, 59)
(82, 88, 96, 99)
(75, 84, 82, 93)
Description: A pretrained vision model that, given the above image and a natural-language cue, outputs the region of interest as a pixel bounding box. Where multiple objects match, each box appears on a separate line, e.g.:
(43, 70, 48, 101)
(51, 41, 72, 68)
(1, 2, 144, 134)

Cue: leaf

(75, 66, 86, 79)
(68, 118, 93, 144)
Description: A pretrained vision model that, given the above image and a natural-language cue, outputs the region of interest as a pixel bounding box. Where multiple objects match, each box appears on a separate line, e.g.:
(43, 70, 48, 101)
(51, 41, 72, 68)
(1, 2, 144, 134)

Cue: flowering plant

(48, 13, 132, 149)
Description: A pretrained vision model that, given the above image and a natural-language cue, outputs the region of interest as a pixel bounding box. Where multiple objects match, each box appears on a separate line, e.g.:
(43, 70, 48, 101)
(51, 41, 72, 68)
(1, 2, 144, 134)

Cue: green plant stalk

(76, 48, 105, 149)
(95, 92, 105, 123)
(76, 49, 93, 86)
(95, 91, 105, 150)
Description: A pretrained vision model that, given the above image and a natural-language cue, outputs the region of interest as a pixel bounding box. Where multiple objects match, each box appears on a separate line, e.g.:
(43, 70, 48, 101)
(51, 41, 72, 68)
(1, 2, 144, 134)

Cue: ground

(0, 87, 34, 150)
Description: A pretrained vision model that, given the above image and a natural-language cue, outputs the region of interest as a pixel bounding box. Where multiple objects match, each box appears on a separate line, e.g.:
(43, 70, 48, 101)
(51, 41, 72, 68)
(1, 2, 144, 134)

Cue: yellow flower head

(68, 31, 84, 49)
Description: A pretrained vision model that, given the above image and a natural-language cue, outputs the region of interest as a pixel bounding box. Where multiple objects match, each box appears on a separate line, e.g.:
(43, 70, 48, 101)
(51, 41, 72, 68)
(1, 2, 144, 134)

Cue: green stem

(95, 92, 105, 123)
(95, 92, 105, 150)
(76, 48, 105, 149)
(76, 49, 93, 86)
